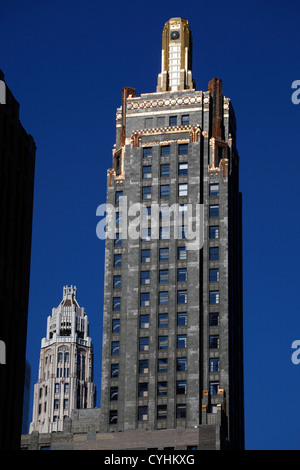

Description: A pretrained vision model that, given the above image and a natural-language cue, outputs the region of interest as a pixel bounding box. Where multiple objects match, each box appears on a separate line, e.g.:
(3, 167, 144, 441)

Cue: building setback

(0, 70, 36, 450)
(21, 17, 243, 450)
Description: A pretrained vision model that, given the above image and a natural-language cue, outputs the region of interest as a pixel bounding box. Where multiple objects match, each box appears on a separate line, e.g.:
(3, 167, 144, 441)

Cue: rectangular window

(139, 337, 149, 352)
(160, 226, 170, 240)
(209, 246, 219, 260)
(115, 191, 123, 205)
(114, 232, 122, 247)
(160, 184, 170, 198)
(209, 290, 219, 304)
(161, 145, 170, 156)
(138, 406, 148, 421)
(113, 297, 121, 310)
(169, 116, 177, 126)
(138, 383, 148, 398)
(160, 164, 170, 177)
(177, 334, 187, 349)
(139, 359, 149, 374)
(209, 205, 219, 218)
(54, 399, 59, 410)
(143, 147, 152, 158)
(158, 336, 168, 350)
(142, 186, 152, 200)
(109, 410, 117, 425)
(177, 312, 187, 326)
(209, 226, 219, 239)
(110, 386, 118, 401)
(157, 381, 168, 396)
(143, 166, 152, 179)
(141, 271, 150, 285)
(176, 380, 187, 395)
(177, 268, 187, 282)
(159, 291, 169, 305)
(178, 183, 188, 197)
(210, 357, 219, 372)
(178, 246, 187, 260)
(112, 319, 120, 333)
(177, 357, 186, 371)
(158, 313, 168, 328)
(209, 335, 219, 348)
(178, 162, 188, 175)
(181, 115, 189, 126)
(209, 312, 219, 326)
(113, 275, 121, 289)
(177, 290, 187, 304)
(159, 269, 169, 283)
(160, 205, 170, 219)
(210, 381, 219, 395)
(140, 314, 149, 329)
(114, 254, 122, 267)
(158, 358, 168, 373)
(141, 249, 151, 263)
(111, 363, 119, 378)
(115, 211, 122, 226)
(176, 404, 186, 419)
(55, 383, 59, 393)
(142, 206, 151, 220)
(209, 268, 219, 282)
(210, 183, 219, 197)
(157, 405, 167, 420)
(159, 248, 169, 261)
(178, 143, 188, 155)
(111, 341, 119, 355)
(140, 292, 150, 307)
(141, 227, 151, 241)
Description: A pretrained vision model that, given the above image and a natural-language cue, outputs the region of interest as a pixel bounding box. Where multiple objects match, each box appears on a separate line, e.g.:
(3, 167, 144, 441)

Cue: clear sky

(1, 0, 300, 450)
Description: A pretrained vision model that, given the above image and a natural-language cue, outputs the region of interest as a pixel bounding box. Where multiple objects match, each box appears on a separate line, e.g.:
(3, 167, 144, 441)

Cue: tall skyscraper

(100, 17, 244, 450)
(0, 70, 36, 450)
(30, 286, 96, 433)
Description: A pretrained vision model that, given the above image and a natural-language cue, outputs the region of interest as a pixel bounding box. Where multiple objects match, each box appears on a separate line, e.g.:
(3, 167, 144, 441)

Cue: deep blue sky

(1, 0, 300, 450)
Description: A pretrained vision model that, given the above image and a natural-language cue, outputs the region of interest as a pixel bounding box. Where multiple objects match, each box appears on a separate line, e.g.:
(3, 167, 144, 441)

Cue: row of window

(142, 183, 188, 200)
(144, 114, 190, 130)
(109, 403, 187, 425)
(111, 356, 187, 378)
(143, 143, 188, 159)
(142, 162, 188, 179)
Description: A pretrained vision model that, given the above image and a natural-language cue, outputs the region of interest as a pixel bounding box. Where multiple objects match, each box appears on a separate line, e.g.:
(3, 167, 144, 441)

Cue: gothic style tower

(99, 17, 244, 450)
(30, 286, 96, 433)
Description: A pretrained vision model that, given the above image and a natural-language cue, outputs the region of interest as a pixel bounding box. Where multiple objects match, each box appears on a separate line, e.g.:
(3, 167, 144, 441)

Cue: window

(143, 166, 152, 179)
(161, 145, 170, 156)
(160, 184, 170, 198)
(209, 205, 219, 218)
(142, 186, 152, 200)
(160, 226, 170, 240)
(54, 399, 59, 410)
(209, 226, 219, 239)
(209, 246, 219, 260)
(209, 335, 219, 348)
(161, 164, 170, 177)
(158, 313, 168, 327)
(112, 319, 120, 333)
(115, 191, 123, 205)
(114, 232, 122, 247)
(143, 147, 152, 158)
(138, 383, 148, 398)
(169, 116, 177, 126)
(141, 249, 150, 263)
(157, 381, 168, 396)
(141, 227, 151, 241)
(177, 290, 187, 304)
(178, 143, 188, 155)
(158, 336, 168, 350)
(160, 205, 170, 219)
(177, 312, 187, 326)
(139, 359, 149, 374)
(139, 337, 149, 352)
(177, 268, 187, 282)
(159, 291, 168, 305)
(110, 387, 118, 401)
(157, 405, 167, 420)
(209, 268, 219, 282)
(138, 406, 148, 421)
(145, 117, 153, 128)
(158, 358, 168, 373)
(113, 297, 121, 310)
(210, 357, 219, 372)
(114, 254, 122, 267)
(140, 315, 149, 329)
(176, 404, 186, 419)
(181, 115, 189, 126)
(178, 183, 188, 197)
(178, 162, 188, 175)
(176, 380, 187, 395)
(141, 271, 150, 285)
(177, 357, 186, 371)
(116, 211, 122, 226)
(159, 269, 169, 283)
(210, 183, 219, 197)
(58, 352, 63, 362)
(111, 341, 120, 355)
(159, 248, 169, 261)
(209, 290, 219, 304)
(109, 410, 117, 425)
(210, 382, 219, 395)
(55, 383, 59, 393)
(177, 334, 187, 349)
(142, 206, 151, 220)
(113, 275, 121, 289)
(140, 292, 150, 307)
(178, 246, 187, 260)
(209, 312, 219, 326)
(111, 363, 119, 378)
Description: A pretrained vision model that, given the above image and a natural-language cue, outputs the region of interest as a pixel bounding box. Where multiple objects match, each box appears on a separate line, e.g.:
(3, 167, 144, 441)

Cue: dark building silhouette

(0, 70, 36, 449)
